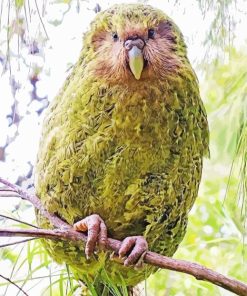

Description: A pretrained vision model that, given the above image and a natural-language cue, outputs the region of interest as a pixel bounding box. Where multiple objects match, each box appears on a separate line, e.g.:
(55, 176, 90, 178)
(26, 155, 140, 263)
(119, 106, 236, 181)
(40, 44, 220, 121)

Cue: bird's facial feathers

(82, 4, 189, 84)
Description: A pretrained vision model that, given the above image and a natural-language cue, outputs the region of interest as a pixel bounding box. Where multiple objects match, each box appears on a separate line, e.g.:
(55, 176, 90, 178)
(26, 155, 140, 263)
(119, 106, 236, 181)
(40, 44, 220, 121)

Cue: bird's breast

(110, 88, 171, 145)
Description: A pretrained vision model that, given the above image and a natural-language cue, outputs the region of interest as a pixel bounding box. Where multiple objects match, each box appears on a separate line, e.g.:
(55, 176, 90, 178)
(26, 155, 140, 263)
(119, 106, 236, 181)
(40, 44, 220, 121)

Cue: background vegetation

(0, 0, 246, 295)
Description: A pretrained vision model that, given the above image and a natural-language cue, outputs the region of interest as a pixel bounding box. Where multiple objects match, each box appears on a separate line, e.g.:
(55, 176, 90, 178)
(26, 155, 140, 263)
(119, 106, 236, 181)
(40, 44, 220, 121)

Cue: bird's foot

(73, 214, 107, 259)
(119, 236, 148, 267)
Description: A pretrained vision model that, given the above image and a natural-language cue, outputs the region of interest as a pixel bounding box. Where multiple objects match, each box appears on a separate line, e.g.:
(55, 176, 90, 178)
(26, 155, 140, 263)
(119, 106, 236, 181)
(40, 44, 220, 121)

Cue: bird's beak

(128, 46, 144, 80)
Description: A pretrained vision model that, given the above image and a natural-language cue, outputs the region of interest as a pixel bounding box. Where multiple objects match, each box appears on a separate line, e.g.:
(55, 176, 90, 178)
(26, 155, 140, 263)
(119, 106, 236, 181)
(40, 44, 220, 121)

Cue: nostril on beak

(124, 40, 133, 51)
(124, 38, 145, 51)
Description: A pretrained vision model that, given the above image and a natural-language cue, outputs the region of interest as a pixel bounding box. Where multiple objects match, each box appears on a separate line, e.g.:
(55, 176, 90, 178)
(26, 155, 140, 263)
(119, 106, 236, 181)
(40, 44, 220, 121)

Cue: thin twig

(0, 237, 37, 248)
(0, 186, 18, 191)
(0, 177, 247, 296)
(0, 214, 39, 229)
(34, 0, 48, 39)
(0, 274, 29, 296)
(0, 191, 21, 197)
(3, 244, 25, 296)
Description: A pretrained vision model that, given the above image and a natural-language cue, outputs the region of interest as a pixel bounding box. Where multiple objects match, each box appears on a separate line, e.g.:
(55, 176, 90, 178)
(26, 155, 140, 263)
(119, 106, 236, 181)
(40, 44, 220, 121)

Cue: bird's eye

(148, 29, 155, 39)
(112, 32, 119, 41)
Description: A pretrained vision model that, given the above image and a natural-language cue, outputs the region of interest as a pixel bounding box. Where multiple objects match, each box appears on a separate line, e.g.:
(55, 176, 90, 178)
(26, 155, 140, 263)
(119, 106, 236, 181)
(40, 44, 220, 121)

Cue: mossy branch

(0, 177, 247, 296)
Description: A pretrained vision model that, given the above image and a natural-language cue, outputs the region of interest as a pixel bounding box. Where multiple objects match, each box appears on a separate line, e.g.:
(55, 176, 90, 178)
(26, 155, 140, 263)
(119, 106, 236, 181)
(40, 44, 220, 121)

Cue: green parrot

(35, 3, 209, 295)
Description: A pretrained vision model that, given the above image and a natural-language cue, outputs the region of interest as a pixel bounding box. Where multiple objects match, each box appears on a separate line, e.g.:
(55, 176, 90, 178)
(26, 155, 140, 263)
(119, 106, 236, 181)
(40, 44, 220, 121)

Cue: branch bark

(1, 177, 247, 296)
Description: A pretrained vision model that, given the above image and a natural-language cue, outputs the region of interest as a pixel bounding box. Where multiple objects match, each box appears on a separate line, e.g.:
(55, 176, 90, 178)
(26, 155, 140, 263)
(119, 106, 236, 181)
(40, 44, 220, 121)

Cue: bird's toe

(73, 214, 107, 259)
(119, 236, 148, 267)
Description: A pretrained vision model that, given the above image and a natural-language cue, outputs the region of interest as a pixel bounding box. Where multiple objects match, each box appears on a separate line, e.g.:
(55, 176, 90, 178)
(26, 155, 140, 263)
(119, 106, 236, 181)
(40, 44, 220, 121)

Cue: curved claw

(73, 214, 107, 259)
(119, 236, 148, 267)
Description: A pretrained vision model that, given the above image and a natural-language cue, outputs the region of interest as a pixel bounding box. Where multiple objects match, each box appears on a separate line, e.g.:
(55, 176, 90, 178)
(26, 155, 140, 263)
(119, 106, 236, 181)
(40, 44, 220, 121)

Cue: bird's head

(81, 4, 189, 84)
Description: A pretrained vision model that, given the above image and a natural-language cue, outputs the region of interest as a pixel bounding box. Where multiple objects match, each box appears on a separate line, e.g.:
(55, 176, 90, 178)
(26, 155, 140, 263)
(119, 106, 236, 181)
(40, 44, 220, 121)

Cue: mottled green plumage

(35, 3, 209, 291)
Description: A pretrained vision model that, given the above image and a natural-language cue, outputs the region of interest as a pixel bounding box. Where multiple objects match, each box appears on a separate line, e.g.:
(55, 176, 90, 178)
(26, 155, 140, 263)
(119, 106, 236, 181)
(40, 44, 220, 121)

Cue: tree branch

(0, 177, 247, 296)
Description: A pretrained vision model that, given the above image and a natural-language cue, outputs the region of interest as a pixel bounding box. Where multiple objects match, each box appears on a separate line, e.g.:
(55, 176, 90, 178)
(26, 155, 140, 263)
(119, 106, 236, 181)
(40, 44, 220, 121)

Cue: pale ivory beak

(128, 46, 144, 80)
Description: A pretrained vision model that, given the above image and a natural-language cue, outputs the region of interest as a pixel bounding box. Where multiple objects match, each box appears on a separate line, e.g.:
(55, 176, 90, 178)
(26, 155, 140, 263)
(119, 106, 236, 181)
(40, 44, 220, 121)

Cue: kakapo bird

(35, 3, 209, 294)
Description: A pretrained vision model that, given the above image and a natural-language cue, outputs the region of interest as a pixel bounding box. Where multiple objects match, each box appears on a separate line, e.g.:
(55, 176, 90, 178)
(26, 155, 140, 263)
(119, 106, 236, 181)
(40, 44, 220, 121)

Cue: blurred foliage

(198, 0, 237, 49)
(0, 0, 247, 295)
(202, 49, 247, 235)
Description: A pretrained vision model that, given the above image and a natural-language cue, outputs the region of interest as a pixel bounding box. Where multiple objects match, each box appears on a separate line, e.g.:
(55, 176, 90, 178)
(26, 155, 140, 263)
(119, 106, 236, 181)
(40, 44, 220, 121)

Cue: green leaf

(15, 0, 25, 8)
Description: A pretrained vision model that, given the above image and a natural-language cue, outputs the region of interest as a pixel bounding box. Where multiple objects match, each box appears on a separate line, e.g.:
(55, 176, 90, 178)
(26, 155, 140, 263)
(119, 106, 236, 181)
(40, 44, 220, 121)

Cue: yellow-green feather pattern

(35, 3, 209, 288)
